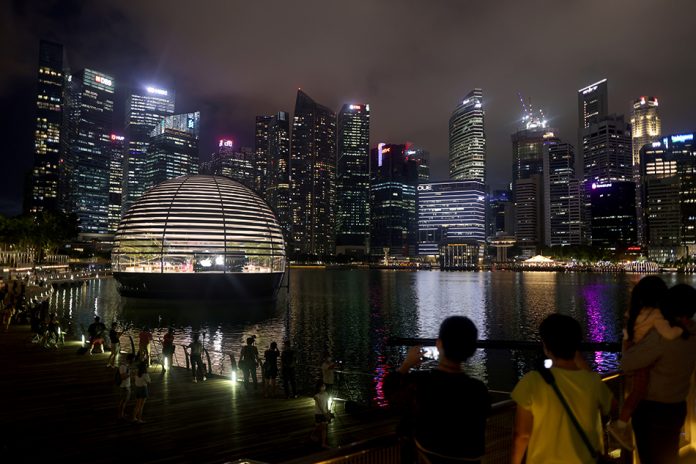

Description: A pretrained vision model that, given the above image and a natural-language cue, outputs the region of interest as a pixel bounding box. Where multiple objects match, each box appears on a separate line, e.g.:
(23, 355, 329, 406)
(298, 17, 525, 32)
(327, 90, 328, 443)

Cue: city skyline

(2, 1, 696, 216)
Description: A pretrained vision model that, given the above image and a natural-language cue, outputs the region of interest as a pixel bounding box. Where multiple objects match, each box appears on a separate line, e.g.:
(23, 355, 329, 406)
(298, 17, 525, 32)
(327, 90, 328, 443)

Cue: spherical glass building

(111, 175, 286, 299)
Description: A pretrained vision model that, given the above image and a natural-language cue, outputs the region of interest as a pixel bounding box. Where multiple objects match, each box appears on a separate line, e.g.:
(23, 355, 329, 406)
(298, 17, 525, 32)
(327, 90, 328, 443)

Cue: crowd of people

(385, 275, 696, 464)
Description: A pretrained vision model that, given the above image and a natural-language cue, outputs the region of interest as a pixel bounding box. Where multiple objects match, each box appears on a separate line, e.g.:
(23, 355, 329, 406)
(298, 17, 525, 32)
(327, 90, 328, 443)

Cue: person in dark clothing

(87, 316, 106, 354)
(162, 327, 175, 373)
(384, 316, 491, 463)
(188, 334, 206, 383)
(281, 340, 297, 398)
(239, 336, 259, 390)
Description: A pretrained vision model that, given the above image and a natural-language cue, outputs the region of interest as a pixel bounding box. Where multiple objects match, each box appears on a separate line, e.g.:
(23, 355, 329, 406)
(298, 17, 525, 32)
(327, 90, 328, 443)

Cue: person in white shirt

(132, 362, 151, 423)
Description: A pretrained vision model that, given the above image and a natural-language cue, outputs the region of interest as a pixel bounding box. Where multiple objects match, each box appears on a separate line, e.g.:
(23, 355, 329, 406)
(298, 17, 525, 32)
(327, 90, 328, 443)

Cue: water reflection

(45, 270, 696, 401)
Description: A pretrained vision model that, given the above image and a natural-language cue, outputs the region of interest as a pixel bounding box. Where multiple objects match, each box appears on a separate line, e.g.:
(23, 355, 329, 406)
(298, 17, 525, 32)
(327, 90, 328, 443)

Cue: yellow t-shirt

(511, 368, 613, 464)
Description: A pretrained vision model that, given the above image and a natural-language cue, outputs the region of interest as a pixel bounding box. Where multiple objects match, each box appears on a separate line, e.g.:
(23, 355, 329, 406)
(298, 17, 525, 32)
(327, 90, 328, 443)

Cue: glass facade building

(543, 142, 584, 246)
(112, 175, 286, 298)
(29, 40, 64, 213)
(123, 85, 175, 212)
(417, 181, 486, 256)
(265, 112, 291, 240)
(631, 96, 661, 244)
(254, 115, 272, 195)
(449, 89, 485, 182)
(589, 181, 637, 249)
(63, 69, 114, 237)
(336, 103, 370, 255)
(370, 144, 418, 257)
(211, 140, 256, 189)
(290, 90, 336, 257)
(108, 134, 125, 234)
(144, 112, 200, 189)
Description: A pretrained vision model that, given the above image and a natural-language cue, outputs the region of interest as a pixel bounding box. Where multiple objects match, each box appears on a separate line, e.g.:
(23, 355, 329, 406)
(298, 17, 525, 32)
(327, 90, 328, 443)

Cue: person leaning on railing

(384, 316, 491, 464)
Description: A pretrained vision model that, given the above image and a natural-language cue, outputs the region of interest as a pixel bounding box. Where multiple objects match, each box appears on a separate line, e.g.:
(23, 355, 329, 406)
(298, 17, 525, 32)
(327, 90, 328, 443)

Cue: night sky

(2, 0, 695, 216)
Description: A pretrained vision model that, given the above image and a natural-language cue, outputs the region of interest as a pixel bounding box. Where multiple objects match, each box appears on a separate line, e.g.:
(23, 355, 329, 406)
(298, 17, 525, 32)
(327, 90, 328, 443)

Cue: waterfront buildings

(631, 96, 661, 244)
(449, 89, 485, 182)
(107, 134, 125, 234)
(210, 139, 256, 189)
(488, 189, 514, 237)
(143, 112, 200, 189)
(63, 69, 115, 238)
(265, 112, 292, 239)
(336, 103, 371, 256)
(29, 40, 65, 214)
(640, 133, 696, 261)
(588, 181, 636, 249)
(578, 79, 608, 162)
(254, 115, 272, 195)
(417, 181, 486, 258)
(123, 85, 175, 212)
(290, 90, 336, 258)
(543, 142, 584, 246)
(370, 143, 418, 257)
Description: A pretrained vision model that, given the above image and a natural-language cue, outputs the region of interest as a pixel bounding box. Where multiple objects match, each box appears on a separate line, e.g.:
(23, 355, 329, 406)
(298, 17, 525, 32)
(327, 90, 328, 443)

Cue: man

(87, 316, 106, 354)
(239, 336, 259, 389)
(281, 340, 297, 399)
(511, 314, 614, 464)
(385, 316, 491, 463)
(188, 334, 205, 383)
(622, 283, 696, 464)
(320, 351, 336, 396)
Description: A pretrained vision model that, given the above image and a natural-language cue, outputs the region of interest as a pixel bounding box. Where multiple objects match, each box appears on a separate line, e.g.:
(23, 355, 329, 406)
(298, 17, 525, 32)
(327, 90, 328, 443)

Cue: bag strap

(537, 368, 600, 460)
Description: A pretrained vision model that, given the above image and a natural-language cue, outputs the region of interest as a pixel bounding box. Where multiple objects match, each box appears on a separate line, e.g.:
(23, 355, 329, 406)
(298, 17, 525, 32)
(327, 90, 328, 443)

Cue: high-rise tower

(144, 112, 200, 189)
(29, 40, 65, 213)
(290, 90, 336, 258)
(123, 85, 175, 212)
(63, 69, 115, 238)
(631, 96, 661, 244)
(336, 103, 370, 255)
(449, 89, 485, 182)
(266, 112, 292, 240)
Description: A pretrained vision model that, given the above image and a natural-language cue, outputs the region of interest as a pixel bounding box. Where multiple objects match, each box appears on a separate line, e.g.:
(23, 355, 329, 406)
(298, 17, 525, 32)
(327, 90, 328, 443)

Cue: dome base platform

(114, 272, 285, 300)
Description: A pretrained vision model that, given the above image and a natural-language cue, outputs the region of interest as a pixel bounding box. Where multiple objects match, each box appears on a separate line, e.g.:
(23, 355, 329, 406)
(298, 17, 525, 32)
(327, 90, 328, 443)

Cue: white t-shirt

(119, 364, 131, 388)
(134, 373, 151, 387)
(314, 390, 329, 415)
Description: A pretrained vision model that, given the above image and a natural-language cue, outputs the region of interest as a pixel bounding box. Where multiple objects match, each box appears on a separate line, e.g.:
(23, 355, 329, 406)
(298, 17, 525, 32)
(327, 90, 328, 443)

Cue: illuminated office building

(108, 134, 125, 234)
(254, 115, 273, 194)
(290, 90, 336, 258)
(144, 112, 200, 189)
(29, 40, 65, 213)
(488, 189, 514, 237)
(578, 79, 608, 132)
(589, 181, 636, 249)
(266, 112, 292, 239)
(640, 133, 696, 260)
(543, 142, 583, 246)
(582, 114, 632, 184)
(407, 145, 430, 182)
(417, 181, 486, 257)
(336, 103, 370, 255)
(631, 96, 661, 244)
(449, 89, 485, 182)
(211, 139, 256, 189)
(123, 85, 175, 211)
(63, 69, 115, 237)
(370, 144, 418, 257)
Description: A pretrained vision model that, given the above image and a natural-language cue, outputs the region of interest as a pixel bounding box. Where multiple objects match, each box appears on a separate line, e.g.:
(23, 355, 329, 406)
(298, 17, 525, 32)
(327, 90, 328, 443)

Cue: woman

(263, 342, 280, 397)
(132, 362, 151, 424)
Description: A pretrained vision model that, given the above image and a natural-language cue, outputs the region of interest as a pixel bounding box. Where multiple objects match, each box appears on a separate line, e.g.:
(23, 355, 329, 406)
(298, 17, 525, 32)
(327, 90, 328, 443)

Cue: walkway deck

(0, 325, 400, 463)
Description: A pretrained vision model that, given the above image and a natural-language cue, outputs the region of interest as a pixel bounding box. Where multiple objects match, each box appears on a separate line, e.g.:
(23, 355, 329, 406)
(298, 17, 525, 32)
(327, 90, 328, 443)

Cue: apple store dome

(111, 175, 286, 299)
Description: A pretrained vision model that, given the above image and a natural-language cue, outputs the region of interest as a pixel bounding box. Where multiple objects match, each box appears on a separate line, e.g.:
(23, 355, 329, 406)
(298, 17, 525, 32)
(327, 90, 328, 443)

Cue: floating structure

(111, 175, 286, 299)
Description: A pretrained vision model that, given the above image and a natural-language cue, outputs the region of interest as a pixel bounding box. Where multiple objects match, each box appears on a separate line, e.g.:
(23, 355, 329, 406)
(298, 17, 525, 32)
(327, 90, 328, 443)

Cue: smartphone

(420, 346, 438, 362)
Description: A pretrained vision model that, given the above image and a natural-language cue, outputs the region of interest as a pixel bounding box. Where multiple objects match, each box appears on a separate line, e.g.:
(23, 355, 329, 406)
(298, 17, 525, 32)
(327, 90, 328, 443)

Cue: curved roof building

(112, 175, 286, 299)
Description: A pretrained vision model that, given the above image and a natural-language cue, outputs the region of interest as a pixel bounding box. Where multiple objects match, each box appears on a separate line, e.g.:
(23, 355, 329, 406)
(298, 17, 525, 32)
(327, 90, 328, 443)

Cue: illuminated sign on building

(591, 183, 613, 190)
(377, 142, 385, 167)
(110, 134, 125, 141)
(349, 104, 362, 110)
(671, 134, 694, 144)
(417, 185, 432, 191)
(219, 139, 234, 148)
(95, 75, 112, 86)
(146, 86, 168, 96)
(579, 79, 606, 95)
(651, 141, 662, 148)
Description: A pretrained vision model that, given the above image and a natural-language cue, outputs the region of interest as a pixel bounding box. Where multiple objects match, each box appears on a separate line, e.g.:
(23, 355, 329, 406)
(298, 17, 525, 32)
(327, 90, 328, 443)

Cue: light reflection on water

(46, 270, 696, 403)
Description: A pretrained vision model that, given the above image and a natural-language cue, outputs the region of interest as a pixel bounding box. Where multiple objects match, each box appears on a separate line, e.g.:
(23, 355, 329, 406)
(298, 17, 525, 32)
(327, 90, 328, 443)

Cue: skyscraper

(266, 112, 292, 240)
(543, 142, 583, 246)
(578, 79, 608, 177)
(336, 103, 370, 255)
(29, 40, 65, 213)
(254, 115, 273, 194)
(631, 96, 661, 244)
(449, 89, 485, 182)
(290, 90, 336, 258)
(63, 69, 115, 237)
(582, 114, 633, 184)
(210, 139, 255, 188)
(370, 143, 419, 257)
(123, 85, 175, 212)
(107, 134, 125, 234)
(144, 112, 200, 189)
(407, 145, 430, 182)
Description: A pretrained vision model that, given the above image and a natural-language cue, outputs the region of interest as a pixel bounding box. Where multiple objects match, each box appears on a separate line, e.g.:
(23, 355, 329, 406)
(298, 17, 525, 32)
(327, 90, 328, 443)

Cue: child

(609, 276, 683, 450)
(311, 380, 331, 449)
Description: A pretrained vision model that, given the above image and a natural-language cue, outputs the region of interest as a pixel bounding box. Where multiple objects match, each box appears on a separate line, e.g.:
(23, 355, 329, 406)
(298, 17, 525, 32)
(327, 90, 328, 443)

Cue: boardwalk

(0, 325, 400, 463)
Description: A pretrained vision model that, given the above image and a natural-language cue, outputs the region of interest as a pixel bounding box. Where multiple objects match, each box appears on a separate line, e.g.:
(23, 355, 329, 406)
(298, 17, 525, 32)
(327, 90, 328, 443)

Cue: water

(46, 270, 696, 404)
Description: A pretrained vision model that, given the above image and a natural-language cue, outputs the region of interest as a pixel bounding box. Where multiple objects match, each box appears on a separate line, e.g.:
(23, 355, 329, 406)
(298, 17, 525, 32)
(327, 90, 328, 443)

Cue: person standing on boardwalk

(132, 362, 151, 423)
(281, 340, 297, 399)
(622, 283, 696, 464)
(87, 316, 106, 354)
(239, 336, 260, 390)
(311, 380, 332, 449)
(384, 316, 491, 463)
(188, 333, 205, 383)
(138, 326, 153, 366)
(320, 351, 336, 396)
(262, 341, 280, 397)
(117, 353, 135, 419)
(510, 314, 614, 464)
(161, 327, 174, 373)
(106, 322, 123, 368)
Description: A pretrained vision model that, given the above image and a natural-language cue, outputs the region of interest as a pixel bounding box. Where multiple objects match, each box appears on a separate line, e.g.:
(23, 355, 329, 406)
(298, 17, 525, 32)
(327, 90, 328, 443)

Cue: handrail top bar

(388, 337, 622, 352)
